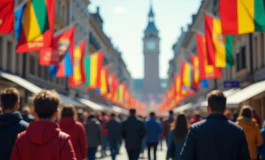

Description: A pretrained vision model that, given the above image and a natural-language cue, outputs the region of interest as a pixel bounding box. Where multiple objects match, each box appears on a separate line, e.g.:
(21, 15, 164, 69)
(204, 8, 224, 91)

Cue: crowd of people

(1, 87, 265, 160)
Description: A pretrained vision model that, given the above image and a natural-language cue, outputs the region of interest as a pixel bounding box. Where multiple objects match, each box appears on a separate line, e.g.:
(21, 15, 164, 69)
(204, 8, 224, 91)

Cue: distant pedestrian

(145, 112, 163, 160)
(11, 89, 76, 160)
(162, 110, 175, 146)
(167, 113, 189, 160)
(106, 113, 122, 160)
(84, 113, 103, 160)
(59, 104, 87, 160)
(0, 88, 28, 160)
(159, 117, 164, 151)
(181, 90, 250, 160)
(22, 106, 35, 123)
(258, 121, 265, 160)
(122, 109, 146, 160)
(189, 110, 203, 124)
(236, 105, 263, 160)
(101, 112, 109, 157)
(253, 110, 261, 127)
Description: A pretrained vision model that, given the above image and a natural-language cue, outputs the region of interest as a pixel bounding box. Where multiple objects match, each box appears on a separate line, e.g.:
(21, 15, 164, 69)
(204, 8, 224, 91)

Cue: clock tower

(143, 3, 161, 94)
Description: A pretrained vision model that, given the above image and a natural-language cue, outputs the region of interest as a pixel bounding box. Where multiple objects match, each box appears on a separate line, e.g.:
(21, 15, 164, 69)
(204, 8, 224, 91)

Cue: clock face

(147, 41, 156, 50)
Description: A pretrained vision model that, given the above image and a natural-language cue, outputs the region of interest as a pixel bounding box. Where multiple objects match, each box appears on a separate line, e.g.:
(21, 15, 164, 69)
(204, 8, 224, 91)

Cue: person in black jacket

(106, 113, 122, 160)
(180, 90, 250, 160)
(122, 109, 146, 160)
(0, 88, 28, 160)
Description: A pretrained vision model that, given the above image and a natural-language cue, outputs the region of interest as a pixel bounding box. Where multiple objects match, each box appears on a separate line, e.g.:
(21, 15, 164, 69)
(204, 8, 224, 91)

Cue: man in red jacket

(11, 90, 77, 160)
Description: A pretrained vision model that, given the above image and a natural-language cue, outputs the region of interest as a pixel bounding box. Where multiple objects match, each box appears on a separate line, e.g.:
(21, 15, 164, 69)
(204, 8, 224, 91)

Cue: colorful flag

(100, 67, 109, 95)
(190, 54, 200, 89)
(69, 40, 86, 87)
(180, 61, 193, 89)
(200, 79, 209, 88)
(118, 84, 126, 104)
(112, 79, 120, 103)
(0, 0, 14, 33)
(49, 27, 75, 77)
(104, 74, 116, 100)
(220, 0, 265, 35)
(85, 51, 103, 89)
(15, 0, 54, 53)
(174, 74, 181, 101)
(205, 14, 234, 67)
(196, 33, 222, 79)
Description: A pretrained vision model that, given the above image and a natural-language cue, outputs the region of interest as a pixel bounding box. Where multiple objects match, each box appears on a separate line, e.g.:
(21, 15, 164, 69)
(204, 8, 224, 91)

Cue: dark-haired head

(0, 87, 20, 112)
(239, 105, 253, 118)
(207, 90, 227, 113)
(33, 89, 60, 120)
(173, 113, 189, 142)
(150, 112, 155, 117)
(110, 113, 116, 118)
(169, 110, 174, 116)
(129, 109, 136, 116)
(60, 104, 77, 119)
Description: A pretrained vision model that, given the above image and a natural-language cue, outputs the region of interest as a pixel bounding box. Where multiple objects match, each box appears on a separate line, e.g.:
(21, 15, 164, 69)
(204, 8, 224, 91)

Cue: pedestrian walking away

(122, 109, 146, 160)
(106, 113, 122, 160)
(145, 112, 163, 160)
(0, 88, 29, 160)
(11, 90, 76, 160)
(162, 110, 175, 146)
(236, 105, 263, 160)
(59, 104, 87, 160)
(167, 113, 189, 160)
(180, 90, 251, 160)
(101, 111, 109, 158)
(84, 113, 103, 160)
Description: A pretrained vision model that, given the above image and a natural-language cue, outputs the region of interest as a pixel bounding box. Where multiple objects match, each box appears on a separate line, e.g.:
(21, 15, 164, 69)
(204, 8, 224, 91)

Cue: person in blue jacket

(167, 113, 189, 160)
(145, 112, 163, 160)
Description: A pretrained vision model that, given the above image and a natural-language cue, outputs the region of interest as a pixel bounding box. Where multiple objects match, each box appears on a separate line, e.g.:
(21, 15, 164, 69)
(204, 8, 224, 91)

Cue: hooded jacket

(0, 111, 28, 160)
(59, 117, 87, 160)
(236, 116, 263, 159)
(11, 120, 76, 160)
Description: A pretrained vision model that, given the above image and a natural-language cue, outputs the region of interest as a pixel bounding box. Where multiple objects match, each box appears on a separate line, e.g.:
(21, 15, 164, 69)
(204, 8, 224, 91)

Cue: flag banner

(15, 0, 54, 53)
(180, 61, 193, 89)
(49, 27, 75, 77)
(174, 74, 181, 102)
(118, 84, 126, 104)
(100, 67, 109, 95)
(39, 47, 58, 65)
(104, 74, 116, 100)
(190, 54, 200, 89)
(205, 14, 234, 68)
(220, 0, 265, 34)
(196, 32, 222, 79)
(0, 0, 14, 33)
(69, 40, 86, 87)
(112, 79, 120, 103)
(85, 51, 104, 89)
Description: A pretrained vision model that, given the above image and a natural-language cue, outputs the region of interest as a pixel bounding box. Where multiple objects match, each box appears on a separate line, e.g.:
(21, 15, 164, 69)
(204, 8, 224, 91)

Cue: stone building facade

(167, 0, 265, 122)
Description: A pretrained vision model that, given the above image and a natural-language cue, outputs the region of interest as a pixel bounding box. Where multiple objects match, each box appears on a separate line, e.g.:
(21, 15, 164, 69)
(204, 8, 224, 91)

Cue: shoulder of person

(58, 131, 70, 140)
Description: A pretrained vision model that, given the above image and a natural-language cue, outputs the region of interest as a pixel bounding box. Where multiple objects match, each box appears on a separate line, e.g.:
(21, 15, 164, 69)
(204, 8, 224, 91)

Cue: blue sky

(89, 0, 201, 79)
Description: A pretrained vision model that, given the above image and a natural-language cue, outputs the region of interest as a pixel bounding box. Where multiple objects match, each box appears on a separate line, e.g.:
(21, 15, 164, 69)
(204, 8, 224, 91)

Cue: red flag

(196, 32, 222, 79)
(0, 0, 14, 33)
(39, 48, 58, 66)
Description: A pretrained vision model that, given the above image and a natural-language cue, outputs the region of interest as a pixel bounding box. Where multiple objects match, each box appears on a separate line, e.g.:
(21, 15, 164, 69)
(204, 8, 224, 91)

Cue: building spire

(149, 0, 154, 17)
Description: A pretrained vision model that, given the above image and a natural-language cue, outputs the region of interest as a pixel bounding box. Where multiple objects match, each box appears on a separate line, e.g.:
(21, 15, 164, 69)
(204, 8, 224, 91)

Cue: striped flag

(69, 40, 86, 87)
(205, 14, 234, 68)
(15, 0, 54, 53)
(85, 51, 103, 89)
(100, 67, 109, 95)
(180, 61, 192, 89)
(220, 0, 265, 34)
(196, 32, 222, 79)
(190, 54, 200, 89)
